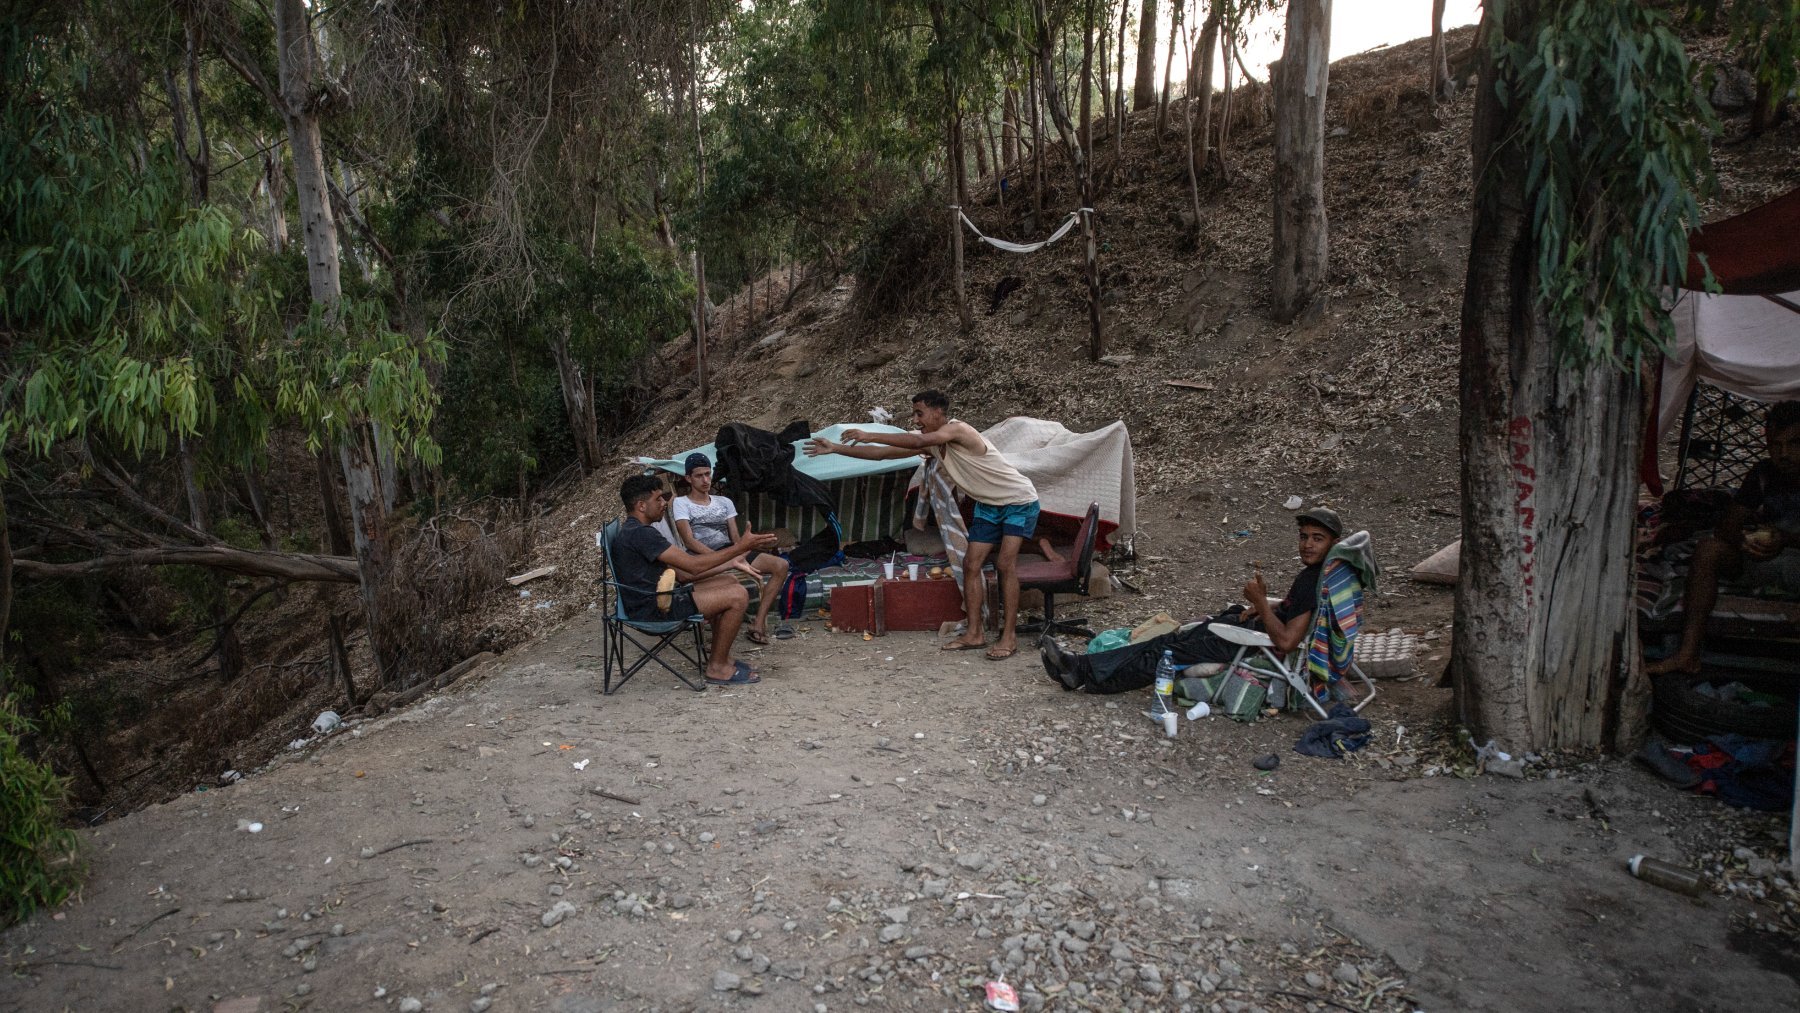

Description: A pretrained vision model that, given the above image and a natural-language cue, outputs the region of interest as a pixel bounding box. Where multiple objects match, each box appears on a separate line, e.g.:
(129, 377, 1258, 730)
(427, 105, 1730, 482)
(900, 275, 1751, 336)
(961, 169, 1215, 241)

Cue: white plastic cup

(1161, 711, 1179, 738)
(883, 562, 896, 579)
(1186, 701, 1211, 721)
(907, 563, 920, 580)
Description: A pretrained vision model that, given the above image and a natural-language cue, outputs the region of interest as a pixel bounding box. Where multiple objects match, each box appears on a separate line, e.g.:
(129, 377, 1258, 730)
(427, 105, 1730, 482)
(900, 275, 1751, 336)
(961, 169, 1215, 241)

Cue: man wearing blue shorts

(804, 389, 1039, 660)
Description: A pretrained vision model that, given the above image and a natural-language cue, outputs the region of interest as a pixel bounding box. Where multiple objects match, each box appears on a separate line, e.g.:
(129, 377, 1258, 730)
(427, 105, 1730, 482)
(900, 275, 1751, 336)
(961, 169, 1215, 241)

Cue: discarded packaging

(572, 759, 590, 771)
(984, 978, 1020, 1011)
(312, 710, 342, 735)
(236, 819, 264, 833)
(1284, 495, 1304, 510)
(1628, 854, 1706, 896)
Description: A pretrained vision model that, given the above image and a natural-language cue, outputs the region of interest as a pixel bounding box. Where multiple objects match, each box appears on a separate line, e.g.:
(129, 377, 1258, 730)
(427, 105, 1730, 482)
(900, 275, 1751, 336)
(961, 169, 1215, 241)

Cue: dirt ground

(6, 487, 1795, 1013)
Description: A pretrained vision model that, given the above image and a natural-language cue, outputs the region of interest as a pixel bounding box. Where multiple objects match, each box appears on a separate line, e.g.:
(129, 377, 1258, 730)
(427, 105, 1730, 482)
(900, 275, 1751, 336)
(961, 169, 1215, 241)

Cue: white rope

(955, 206, 1087, 254)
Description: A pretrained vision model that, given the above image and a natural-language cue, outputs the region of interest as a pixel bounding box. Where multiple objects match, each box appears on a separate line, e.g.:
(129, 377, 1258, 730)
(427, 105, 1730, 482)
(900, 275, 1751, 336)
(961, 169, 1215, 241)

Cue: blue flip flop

(707, 661, 761, 686)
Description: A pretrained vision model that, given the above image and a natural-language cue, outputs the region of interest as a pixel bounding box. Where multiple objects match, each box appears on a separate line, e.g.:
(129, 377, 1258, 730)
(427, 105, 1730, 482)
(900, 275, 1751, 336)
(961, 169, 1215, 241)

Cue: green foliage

(1485, 0, 1717, 366)
(1720, 1, 1800, 111)
(0, 691, 82, 927)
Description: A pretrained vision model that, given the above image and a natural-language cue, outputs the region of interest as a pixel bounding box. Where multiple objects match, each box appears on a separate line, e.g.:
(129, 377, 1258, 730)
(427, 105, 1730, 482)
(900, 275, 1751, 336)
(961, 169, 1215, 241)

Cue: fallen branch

(468, 926, 501, 945)
(384, 652, 499, 710)
(14, 545, 358, 583)
(366, 838, 433, 857)
(112, 907, 181, 950)
(586, 787, 641, 805)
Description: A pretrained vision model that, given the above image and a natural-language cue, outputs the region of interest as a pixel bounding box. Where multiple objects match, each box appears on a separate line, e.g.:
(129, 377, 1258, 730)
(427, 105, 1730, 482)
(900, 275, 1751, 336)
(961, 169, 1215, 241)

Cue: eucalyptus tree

(0, 9, 437, 669)
(1455, 0, 1719, 752)
(1270, 0, 1331, 324)
(1132, 0, 1159, 109)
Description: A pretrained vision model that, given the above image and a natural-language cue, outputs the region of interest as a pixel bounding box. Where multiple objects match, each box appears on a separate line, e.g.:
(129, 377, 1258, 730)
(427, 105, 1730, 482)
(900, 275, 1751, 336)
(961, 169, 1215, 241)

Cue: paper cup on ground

(1161, 712, 1179, 738)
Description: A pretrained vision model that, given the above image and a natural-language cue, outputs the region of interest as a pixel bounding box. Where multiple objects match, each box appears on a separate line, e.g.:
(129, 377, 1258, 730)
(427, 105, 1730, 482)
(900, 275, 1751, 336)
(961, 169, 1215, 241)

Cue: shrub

(0, 691, 82, 926)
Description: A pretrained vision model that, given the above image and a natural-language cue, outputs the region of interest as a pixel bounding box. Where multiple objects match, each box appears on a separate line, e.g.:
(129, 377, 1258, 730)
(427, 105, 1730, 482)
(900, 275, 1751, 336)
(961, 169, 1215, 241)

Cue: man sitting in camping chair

(613, 475, 777, 686)
(1040, 508, 1375, 708)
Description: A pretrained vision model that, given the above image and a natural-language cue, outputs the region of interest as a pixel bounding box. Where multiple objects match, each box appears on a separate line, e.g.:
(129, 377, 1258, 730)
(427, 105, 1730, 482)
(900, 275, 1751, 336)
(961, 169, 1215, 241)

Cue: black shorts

(627, 587, 696, 622)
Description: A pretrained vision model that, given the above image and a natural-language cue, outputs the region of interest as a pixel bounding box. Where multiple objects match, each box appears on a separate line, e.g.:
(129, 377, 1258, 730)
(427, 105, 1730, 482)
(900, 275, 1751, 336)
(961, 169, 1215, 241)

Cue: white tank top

(928, 423, 1037, 506)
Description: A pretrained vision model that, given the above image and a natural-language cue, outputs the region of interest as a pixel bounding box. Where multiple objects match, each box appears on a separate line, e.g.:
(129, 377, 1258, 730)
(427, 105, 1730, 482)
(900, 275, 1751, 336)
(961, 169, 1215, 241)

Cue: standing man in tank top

(804, 389, 1039, 661)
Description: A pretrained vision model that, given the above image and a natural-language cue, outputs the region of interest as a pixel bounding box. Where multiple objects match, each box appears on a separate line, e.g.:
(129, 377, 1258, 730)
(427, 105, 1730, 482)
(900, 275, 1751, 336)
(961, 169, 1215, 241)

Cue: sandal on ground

(984, 645, 1018, 661)
(941, 640, 987, 652)
(706, 661, 761, 686)
(773, 624, 796, 640)
(746, 628, 771, 645)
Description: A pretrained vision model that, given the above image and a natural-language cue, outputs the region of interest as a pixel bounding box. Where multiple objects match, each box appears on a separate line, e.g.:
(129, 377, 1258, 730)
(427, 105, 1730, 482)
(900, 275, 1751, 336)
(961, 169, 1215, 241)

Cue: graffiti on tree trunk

(1510, 415, 1536, 609)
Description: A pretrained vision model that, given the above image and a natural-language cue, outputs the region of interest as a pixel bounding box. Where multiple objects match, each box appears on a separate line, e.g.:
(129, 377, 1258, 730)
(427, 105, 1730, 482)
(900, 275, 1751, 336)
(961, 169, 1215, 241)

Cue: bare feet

(1644, 653, 1701, 676)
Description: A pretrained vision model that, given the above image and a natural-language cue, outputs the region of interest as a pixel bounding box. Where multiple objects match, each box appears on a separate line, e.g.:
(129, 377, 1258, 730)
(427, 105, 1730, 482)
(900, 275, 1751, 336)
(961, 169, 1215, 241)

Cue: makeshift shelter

(1648, 187, 1800, 495)
(637, 423, 917, 548)
(637, 418, 1138, 552)
(1634, 187, 1800, 866)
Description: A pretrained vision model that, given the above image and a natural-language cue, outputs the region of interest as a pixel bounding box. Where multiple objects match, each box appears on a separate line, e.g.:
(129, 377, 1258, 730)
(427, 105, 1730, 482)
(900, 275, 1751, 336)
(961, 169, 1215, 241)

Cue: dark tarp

(1683, 187, 1800, 296)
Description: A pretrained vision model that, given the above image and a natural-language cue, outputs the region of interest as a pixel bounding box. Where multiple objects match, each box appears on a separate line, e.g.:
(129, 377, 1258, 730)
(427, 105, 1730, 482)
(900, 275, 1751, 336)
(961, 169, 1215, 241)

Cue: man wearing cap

(1040, 508, 1344, 692)
(670, 453, 792, 645)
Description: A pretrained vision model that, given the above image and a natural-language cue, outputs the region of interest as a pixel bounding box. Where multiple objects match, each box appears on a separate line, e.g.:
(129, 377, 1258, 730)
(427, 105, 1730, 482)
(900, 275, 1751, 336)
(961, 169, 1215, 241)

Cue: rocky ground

(4, 550, 1796, 1012)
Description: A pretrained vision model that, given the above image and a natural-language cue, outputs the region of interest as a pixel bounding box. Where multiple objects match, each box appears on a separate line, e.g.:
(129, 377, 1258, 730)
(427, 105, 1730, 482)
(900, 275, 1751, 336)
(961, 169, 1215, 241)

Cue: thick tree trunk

(1132, 0, 1159, 110)
(1453, 2, 1648, 755)
(1430, 0, 1452, 101)
(1270, 0, 1332, 324)
(274, 0, 340, 308)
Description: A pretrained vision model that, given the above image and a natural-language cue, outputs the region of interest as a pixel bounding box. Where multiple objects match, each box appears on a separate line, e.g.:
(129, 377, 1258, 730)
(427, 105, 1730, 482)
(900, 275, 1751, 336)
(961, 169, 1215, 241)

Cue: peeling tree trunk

(1271, 0, 1332, 324)
(275, 0, 340, 309)
(1454, 2, 1648, 755)
(1132, 0, 1159, 110)
(275, 0, 391, 674)
(1430, 0, 1452, 101)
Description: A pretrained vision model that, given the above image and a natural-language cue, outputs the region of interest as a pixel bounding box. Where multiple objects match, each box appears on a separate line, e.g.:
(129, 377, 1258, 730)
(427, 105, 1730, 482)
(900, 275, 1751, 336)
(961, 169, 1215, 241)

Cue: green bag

(1213, 664, 1269, 722)
(1086, 628, 1133, 654)
(1175, 663, 1270, 723)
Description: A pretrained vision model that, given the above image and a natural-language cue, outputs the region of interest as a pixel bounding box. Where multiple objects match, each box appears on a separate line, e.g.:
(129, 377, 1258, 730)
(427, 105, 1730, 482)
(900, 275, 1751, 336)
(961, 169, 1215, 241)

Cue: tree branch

(14, 546, 358, 583)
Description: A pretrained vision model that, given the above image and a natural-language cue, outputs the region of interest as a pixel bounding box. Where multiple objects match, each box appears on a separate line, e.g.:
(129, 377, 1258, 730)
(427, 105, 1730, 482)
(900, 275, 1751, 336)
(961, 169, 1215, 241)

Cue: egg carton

(1355, 628, 1421, 679)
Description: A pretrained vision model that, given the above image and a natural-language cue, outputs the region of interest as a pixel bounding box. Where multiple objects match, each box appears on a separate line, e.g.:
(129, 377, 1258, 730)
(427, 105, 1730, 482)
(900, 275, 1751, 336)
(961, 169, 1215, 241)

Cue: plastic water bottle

(1627, 855, 1706, 896)
(1153, 650, 1179, 737)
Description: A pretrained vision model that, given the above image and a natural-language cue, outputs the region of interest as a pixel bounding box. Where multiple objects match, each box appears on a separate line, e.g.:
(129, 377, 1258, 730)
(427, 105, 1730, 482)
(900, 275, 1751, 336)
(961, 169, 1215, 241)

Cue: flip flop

(941, 640, 987, 652)
(984, 646, 1018, 661)
(746, 628, 771, 645)
(706, 662, 761, 686)
(773, 624, 796, 640)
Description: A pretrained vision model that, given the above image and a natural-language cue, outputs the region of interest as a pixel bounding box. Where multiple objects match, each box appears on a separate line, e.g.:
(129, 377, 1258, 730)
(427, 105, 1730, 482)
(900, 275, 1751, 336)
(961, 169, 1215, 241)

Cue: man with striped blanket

(1041, 508, 1347, 693)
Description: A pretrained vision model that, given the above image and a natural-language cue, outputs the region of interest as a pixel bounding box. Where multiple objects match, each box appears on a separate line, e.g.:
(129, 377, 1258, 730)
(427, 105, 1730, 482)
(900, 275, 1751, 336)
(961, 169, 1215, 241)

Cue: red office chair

(1016, 502, 1100, 641)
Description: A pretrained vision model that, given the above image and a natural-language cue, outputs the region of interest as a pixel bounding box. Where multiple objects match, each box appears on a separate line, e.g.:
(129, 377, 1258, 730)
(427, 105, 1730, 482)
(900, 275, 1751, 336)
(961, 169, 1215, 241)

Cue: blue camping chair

(597, 519, 709, 694)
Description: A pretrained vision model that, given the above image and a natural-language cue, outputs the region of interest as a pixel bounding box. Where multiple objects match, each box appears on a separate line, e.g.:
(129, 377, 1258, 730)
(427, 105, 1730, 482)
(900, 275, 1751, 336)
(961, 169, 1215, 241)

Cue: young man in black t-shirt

(1040, 509, 1343, 693)
(1648, 400, 1800, 675)
(612, 474, 778, 685)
